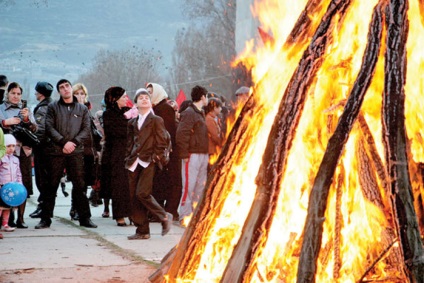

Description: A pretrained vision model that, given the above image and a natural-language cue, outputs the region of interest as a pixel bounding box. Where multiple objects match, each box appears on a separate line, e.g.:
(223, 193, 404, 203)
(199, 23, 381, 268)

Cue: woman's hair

(72, 83, 89, 102)
(7, 82, 23, 94)
(205, 97, 222, 115)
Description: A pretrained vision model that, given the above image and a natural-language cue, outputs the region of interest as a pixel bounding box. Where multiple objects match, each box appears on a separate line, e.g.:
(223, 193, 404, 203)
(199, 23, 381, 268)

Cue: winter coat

(205, 112, 223, 155)
(0, 154, 22, 185)
(176, 104, 209, 159)
(45, 96, 91, 156)
(34, 97, 53, 144)
(99, 106, 131, 219)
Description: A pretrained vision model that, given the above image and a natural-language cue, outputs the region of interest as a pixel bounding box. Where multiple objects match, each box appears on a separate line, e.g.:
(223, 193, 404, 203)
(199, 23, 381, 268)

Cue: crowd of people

(0, 73, 251, 240)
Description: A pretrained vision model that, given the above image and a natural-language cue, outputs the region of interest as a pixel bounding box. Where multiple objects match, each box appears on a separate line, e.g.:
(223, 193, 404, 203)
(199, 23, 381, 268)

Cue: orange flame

(170, 0, 423, 282)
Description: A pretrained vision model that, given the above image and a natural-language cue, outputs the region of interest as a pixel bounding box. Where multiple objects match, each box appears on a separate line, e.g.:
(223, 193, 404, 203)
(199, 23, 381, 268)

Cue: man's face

(136, 94, 152, 110)
(58, 82, 73, 99)
(237, 93, 249, 103)
(202, 94, 208, 107)
(34, 91, 43, 102)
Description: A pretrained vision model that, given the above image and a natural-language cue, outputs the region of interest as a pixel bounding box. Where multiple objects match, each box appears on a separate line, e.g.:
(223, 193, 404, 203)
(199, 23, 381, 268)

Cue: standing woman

(0, 82, 37, 228)
(100, 86, 131, 226)
(70, 83, 97, 220)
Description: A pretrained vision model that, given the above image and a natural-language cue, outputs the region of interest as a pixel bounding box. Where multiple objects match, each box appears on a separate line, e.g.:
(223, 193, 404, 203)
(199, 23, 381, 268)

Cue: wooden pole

(296, 2, 384, 282)
(220, 1, 353, 282)
(382, 0, 424, 281)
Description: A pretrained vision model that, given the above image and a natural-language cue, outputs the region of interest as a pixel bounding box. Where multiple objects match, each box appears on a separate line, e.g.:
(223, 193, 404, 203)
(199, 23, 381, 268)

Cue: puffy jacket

(176, 104, 208, 159)
(45, 96, 91, 156)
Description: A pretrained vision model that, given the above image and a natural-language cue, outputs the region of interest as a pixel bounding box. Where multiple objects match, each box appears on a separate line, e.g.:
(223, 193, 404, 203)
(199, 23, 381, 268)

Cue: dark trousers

(33, 146, 49, 203)
(40, 153, 91, 223)
(128, 163, 166, 235)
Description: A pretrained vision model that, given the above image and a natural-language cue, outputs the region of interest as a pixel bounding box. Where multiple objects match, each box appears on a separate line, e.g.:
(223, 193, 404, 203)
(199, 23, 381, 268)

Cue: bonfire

(151, 0, 424, 282)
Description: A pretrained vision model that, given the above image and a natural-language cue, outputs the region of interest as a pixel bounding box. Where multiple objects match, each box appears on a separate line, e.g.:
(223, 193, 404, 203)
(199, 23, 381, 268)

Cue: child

(0, 134, 23, 237)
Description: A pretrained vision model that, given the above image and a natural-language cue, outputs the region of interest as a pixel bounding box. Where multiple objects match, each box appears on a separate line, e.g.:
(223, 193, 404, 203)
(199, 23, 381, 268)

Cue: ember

(150, 0, 424, 282)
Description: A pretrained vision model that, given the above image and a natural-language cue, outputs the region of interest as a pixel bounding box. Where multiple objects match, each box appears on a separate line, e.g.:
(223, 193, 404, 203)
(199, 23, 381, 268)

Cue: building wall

(235, 0, 260, 54)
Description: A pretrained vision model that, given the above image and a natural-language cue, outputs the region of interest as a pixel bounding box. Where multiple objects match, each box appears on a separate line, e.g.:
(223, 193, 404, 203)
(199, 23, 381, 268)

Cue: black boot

(61, 181, 69, 197)
(29, 204, 42, 218)
(69, 207, 79, 221)
(16, 201, 28, 229)
(8, 210, 16, 227)
(89, 190, 100, 207)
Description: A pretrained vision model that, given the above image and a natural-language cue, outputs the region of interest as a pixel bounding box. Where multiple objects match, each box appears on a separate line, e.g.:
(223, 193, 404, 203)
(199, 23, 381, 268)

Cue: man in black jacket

(35, 79, 97, 229)
(29, 81, 54, 218)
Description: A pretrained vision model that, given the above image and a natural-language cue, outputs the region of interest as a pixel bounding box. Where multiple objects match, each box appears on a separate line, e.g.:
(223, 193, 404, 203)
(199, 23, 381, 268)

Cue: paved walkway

(0, 180, 185, 283)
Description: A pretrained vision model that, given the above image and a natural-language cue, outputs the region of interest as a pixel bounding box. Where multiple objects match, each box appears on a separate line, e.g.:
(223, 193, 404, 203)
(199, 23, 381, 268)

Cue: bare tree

(170, 0, 243, 101)
(77, 46, 163, 110)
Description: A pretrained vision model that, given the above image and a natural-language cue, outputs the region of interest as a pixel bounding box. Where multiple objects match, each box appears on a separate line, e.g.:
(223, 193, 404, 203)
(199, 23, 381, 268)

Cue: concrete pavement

(0, 180, 185, 282)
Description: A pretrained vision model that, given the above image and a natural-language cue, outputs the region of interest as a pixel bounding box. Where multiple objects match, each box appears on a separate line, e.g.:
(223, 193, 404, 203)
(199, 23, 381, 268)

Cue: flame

(169, 0, 423, 282)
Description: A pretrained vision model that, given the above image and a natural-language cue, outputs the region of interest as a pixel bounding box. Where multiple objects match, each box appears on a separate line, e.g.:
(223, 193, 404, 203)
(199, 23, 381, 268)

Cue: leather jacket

(45, 96, 91, 156)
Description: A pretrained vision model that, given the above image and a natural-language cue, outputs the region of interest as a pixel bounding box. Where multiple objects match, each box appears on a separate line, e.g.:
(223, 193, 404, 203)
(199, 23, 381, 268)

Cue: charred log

(150, 94, 258, 283)
(220, 1, 353, 282)
(285, 0, 328, 48)
(382, 0, 424, 281)
(296, 2, 385, 282)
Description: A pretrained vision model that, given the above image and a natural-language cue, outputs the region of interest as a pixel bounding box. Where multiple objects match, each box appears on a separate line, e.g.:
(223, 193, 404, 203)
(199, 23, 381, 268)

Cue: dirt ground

(0, 263, 157, 283)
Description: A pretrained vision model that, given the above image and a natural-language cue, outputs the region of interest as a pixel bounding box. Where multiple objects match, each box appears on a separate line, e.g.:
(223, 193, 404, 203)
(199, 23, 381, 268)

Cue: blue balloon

(1, 182, 27, 207)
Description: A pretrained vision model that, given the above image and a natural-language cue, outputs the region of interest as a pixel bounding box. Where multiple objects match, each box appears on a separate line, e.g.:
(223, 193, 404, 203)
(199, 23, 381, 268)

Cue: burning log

(296, 2, 385, 282)
(285, 0, 327, 47)
(221, 1, 353, 282)
(150, 94, 258, 282)
(150, 1, 334, 282)
(382, 0, 424, 281)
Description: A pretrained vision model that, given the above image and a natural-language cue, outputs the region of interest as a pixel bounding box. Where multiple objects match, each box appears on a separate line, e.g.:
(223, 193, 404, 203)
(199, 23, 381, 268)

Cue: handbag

(11, 125, 40, 147)
(91, 120, 103, 151)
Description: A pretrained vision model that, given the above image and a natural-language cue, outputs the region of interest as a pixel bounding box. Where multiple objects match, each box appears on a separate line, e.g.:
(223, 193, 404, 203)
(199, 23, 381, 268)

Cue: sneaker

(2, 225, 15, 232)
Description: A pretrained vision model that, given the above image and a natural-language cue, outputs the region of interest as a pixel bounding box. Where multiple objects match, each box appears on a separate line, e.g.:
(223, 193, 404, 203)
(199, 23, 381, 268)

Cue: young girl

(0, 134, 23, 237)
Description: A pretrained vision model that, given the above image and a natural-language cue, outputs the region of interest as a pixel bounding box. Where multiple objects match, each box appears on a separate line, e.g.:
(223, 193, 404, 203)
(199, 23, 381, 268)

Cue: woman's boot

(16, 201, 28, 229)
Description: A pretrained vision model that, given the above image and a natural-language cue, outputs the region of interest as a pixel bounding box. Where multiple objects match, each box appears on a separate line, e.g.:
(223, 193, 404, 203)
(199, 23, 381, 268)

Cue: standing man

(176, 85, 209, 224)
(0, 75, 8, 104)
(35, 79, 97, 229)
(29, 82, 54, 218)
(125, 88, 172, 240)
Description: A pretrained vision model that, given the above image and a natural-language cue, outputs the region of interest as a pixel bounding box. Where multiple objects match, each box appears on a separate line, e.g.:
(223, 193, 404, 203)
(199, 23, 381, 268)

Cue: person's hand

(20, 108, 29, 120)
(63, 141, 76, 154)
(5, 117, 21, 126)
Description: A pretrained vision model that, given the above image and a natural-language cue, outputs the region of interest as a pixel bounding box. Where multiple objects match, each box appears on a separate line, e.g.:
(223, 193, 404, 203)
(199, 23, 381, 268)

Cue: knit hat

(56, 79, 71, 92)
(104, 86, 126, 109)
(35, 81, 54, 97)
(146, 83, 168, 105)
(133, 88, 150, 103)
(4, 134, 16, 146)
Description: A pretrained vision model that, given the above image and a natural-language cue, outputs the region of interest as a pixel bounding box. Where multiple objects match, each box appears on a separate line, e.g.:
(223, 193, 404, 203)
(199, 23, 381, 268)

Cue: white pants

(178, 153, 209, 221)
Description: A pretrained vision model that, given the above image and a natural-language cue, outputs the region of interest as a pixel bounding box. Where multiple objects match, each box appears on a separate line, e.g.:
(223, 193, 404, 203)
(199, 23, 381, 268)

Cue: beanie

(35, 81, 54, 97)
(104, 86, 126, 109)
(134, 88, 150, 103)
(56, 79, 71, 92)
(4, 134, 16, 146)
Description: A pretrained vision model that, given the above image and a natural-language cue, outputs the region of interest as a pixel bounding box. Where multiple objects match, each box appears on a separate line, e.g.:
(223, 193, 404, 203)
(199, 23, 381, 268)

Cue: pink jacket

(0, 154, 22, 185)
